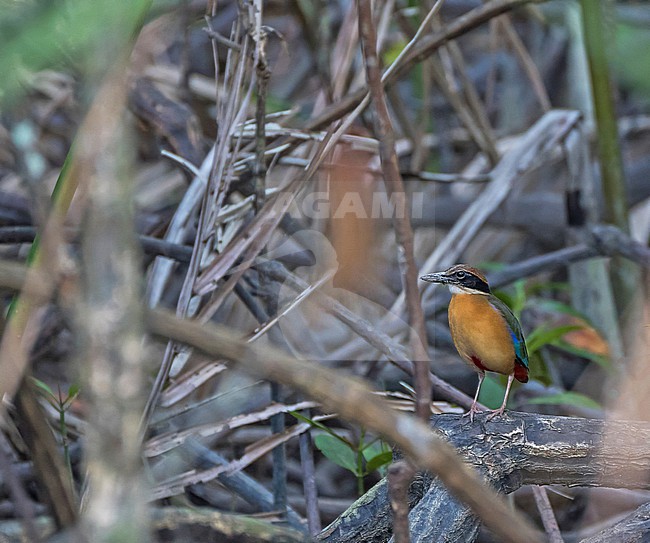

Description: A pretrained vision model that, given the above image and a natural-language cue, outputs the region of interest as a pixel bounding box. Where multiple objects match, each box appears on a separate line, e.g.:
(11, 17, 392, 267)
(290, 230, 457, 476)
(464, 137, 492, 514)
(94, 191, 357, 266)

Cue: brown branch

(150, 507, 306, 543)
(306, 0, 543, 132)
(77, 78, 150, 542)
(413, 109, 582, 307)
(393, 4, 499, 166)
(0, 34, 147, 533)
(183, 440, 307, 533)
(487, 223, 650, 291)
(498, 15, 551, 112)
(13, 384, 77, 531)
(144, 307, 543, 543)
(387, 461, 415, 543)
(531, 486, 563, 543)
(248, 22, 286, 510)
(0, 256, 539, 542)
(252, 10, 270, 211)
(299, 429, 322, 535)
(357, 0, 431, 421)
(589, 224, 650, 268)
(319, 412, 650, 543)
(261, 262, 480, 411)
(0, 256, 645, 541)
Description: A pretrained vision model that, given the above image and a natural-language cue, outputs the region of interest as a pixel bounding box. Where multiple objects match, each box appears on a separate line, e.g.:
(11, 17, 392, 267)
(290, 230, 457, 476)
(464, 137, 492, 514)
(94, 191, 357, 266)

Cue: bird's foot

(485, 406, 507, 421)
(462, 404, 482, 423)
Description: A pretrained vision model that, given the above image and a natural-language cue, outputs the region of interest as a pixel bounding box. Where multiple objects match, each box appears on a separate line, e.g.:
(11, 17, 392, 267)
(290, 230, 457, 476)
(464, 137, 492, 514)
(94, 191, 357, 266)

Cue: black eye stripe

(450, 269, 490, 294)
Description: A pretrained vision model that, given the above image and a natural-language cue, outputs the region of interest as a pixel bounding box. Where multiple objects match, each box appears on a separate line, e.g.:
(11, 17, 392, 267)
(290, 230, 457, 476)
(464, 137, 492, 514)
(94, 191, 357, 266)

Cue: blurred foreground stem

(579, 0, 640, 327)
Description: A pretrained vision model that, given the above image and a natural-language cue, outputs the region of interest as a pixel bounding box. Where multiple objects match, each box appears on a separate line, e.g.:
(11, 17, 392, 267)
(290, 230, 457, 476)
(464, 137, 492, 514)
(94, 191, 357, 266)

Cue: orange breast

(448, 294, 516, 375)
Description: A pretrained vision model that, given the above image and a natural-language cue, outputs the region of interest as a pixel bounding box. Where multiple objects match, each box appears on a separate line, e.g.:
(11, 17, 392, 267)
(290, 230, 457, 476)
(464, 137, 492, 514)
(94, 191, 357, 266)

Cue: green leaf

(67, 383, 80, 399)
(361, 440, 388, 461)
(314, 434, 358, 474)
(288, 411, 352, 447)
(494, 280, 526, 318)
(365, 451, 393, 474)
(552, 339, 612, 370)
(0, 0, 152, 107)
(528, 391, 601, 410)
(528, 352, 552, 386)
(288, 410, 320, 426)
(383, 40, 406, 66)
(525, 281, 571, 297)
(32, 377, 55, 398)
(615, 22, 650, 99)
(511, 280, 527, 316)
(534, 299, 589, 320)
(477, 261, 505, 272)
(526, 324, 583, 355)
(493, 289, 515, 310)
(61, 383, 81, 409)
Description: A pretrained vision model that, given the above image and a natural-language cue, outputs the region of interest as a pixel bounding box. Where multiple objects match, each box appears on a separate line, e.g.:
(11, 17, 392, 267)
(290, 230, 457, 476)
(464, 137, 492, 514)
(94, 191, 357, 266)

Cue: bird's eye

(455, 271, 466, 279)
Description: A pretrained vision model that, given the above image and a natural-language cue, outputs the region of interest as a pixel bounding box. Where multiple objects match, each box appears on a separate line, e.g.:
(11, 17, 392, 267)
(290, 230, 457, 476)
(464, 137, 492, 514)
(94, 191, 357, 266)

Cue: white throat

(448, 284, 488, 296)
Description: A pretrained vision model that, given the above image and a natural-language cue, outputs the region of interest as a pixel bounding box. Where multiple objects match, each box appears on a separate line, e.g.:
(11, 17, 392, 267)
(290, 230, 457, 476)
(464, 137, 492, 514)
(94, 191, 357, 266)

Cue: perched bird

(420, 264, 529, 421)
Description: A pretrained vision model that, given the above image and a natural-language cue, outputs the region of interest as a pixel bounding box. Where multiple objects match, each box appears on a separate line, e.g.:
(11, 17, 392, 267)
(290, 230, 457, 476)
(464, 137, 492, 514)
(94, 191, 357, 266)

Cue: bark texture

(318, 412, 650, 543)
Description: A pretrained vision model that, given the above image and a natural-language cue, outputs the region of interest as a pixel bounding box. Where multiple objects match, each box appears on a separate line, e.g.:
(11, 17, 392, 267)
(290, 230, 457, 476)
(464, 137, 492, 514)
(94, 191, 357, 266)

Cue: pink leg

(486, 373, 515, 421)
(462, 372, 485, 422)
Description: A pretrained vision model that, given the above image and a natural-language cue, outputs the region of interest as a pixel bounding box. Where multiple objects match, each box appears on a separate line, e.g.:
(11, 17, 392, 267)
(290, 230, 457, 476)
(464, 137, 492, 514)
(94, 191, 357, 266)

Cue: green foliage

(32, 378, 80, 483)
(494, 281, 589, 369)
(33, 378, 80, 411)
(478, 375, 506, 410)
(614, 22, 650, 102)
(528, 391, 601, 411)
(486, 272, 610, 409)
(552, 339, 610, 370)
(525, 324, 583, 355)
(313, 434, 358, 473)
(290, 411, 392, 495)
(0, 0, 152, 105)
(493, 279, 527, 319)
(383, 40, 407, 67)
(364, 447, 393, 474)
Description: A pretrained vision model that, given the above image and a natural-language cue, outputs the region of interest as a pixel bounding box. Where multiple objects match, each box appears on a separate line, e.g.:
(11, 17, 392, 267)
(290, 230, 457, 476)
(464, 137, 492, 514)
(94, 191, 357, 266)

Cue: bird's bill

(419, 272, 448, 284)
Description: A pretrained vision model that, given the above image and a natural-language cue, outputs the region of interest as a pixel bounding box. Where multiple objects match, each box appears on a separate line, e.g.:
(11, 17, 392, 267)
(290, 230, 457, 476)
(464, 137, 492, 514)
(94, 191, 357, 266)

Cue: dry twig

(357, 0, 431, 420)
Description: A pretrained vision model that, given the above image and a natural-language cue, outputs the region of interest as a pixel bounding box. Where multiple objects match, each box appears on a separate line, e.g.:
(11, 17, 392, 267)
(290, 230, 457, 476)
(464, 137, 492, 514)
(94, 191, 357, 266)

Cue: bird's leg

(486, 373, 515, 421)
(462, 372, 485, 422)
